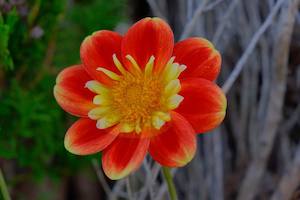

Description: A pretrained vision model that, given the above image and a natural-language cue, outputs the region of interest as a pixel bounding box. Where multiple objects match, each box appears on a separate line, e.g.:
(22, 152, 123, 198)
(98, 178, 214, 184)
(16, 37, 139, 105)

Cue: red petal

(102, 135, 149, 180)
(80, 30, 122, 86)
(64, 118, 119, 155)
(54, 65, 96, 117)
(176, 78, 226, 133)
(149, 112, 196, 167)
(122, 17, 174, 72)
(173, 37, 221, 81)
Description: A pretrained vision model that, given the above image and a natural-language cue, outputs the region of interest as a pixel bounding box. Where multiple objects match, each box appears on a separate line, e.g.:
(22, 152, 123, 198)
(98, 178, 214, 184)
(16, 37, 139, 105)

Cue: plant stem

(0, 168, 11, 200)
(161, 167, 178, 200)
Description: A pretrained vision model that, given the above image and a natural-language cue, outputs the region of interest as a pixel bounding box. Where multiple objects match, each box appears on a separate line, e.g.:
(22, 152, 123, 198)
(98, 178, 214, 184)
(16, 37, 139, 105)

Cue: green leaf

(0, 12, 4, 24)
(0, 24, 9, 50)
(0, 8, 18, 70)
(6, 8, 18, 33)
(28, 0, 41, 26)
(0, 24, 13, 70)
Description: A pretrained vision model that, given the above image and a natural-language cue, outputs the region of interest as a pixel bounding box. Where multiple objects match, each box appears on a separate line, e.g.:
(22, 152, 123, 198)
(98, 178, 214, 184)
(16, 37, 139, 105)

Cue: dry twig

(237, 0, 299, 199)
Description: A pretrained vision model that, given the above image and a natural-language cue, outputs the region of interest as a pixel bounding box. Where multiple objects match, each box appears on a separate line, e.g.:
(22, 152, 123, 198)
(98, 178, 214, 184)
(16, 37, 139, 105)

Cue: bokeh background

(0, 0, 300, 199)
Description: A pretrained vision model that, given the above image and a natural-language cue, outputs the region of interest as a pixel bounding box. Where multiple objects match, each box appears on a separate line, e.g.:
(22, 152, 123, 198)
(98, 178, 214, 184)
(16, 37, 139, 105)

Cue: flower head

(54, 17, 226, 180)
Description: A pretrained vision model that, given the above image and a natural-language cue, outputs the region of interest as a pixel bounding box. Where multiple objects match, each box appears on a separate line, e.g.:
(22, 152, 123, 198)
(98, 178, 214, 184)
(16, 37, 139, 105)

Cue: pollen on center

(85, 54, 186, 135)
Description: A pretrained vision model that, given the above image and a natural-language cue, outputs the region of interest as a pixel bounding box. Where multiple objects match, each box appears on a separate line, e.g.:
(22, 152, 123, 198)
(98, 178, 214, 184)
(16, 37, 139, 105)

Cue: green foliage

(54, 0, 126, 67)
(0, 8, 17, 70)
(0, 0, 126, 183)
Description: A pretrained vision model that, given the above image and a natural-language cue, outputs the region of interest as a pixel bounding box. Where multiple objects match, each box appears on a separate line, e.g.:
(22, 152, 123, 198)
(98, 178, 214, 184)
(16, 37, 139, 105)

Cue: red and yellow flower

(54, 17, 226, 180)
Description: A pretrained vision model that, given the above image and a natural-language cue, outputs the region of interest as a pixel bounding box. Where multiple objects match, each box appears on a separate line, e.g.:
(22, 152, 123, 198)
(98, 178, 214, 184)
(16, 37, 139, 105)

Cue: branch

(138, 161, 159, 200)
(221, 0, 286, 94)
(146, 0, 166, 20)
(109, 179, 127, 200)
(91, 159, 112, 197)
(212, 0, 240, 44)
(126, 177, 134, 200)
(237, 0, 299, 199)
(203, 0, 224, 12)
(179, 0, 209, 40)
(271, 145, 300, 200)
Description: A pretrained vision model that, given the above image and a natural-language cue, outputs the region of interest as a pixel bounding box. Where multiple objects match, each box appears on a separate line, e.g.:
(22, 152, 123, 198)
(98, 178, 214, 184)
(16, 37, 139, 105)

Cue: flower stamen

(97, 67, 121, 81)
(126, 55, 142, 73)
(87, 54, 186, 135)
(145, 56, 155, 76)
(85, 80, 110, 94)
(112, 54, 127, 75)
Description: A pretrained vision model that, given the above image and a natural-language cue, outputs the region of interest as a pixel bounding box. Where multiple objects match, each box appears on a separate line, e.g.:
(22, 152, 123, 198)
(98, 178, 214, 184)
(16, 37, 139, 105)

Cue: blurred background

(0, 0, 299, 199)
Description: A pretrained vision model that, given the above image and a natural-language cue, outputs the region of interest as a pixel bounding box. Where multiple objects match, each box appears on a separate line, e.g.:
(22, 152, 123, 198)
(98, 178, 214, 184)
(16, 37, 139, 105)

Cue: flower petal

(54, 65, 96, 117)
(176, 78, 226, 133)
(64, 118, 119, 155)
(173, 37, 221, 81)
(149, 112, 196, 167)
(122, 17, 174, 72)
(102, 135, 149, 180)
(80, 30, 123, 86)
